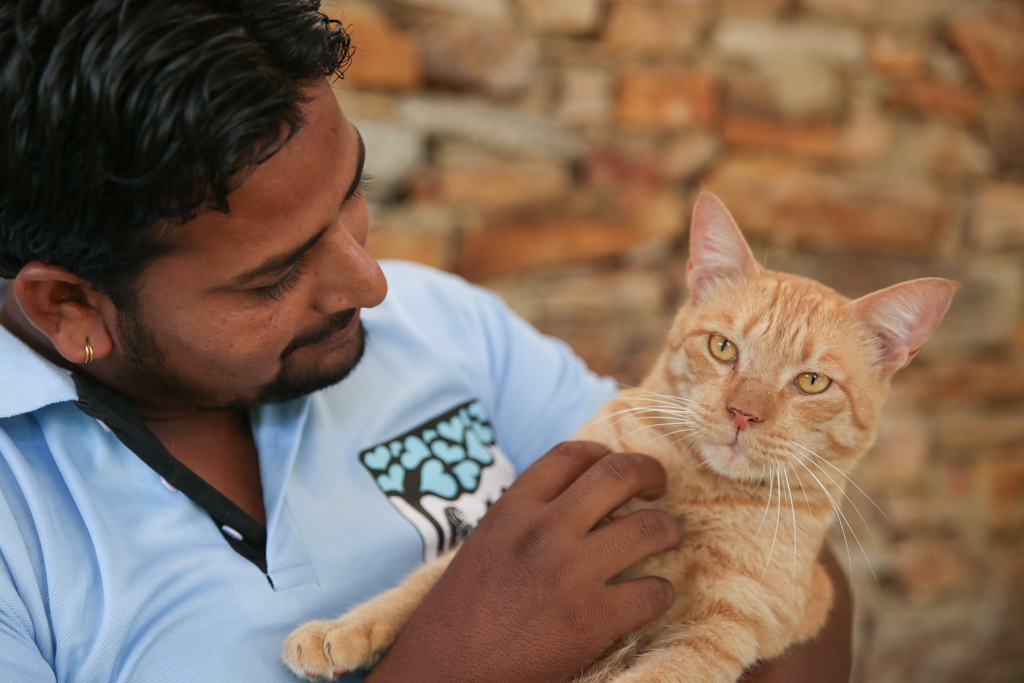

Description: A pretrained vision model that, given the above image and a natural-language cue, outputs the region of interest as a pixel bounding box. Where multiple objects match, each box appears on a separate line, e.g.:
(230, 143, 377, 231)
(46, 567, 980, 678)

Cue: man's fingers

(584, 509, 682, 578)
(595, 575, 676, 641)
(551, 451, 669, 533)
(504, 441, 612, 503)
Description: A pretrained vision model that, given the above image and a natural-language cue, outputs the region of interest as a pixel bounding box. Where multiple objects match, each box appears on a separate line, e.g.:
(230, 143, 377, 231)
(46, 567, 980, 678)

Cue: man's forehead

(165, 84, 357, 259)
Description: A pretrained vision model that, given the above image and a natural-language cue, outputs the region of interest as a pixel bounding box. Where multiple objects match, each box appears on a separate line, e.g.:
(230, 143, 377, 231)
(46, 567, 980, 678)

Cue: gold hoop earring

(83, 338, 94, 365)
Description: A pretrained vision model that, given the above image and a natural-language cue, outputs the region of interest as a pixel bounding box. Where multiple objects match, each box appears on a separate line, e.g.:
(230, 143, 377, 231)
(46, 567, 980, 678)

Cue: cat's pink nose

(729, 406, 762, 431)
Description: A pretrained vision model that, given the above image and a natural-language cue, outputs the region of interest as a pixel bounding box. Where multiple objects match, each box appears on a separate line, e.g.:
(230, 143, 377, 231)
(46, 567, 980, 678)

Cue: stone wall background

(324, 1, 1024, 680)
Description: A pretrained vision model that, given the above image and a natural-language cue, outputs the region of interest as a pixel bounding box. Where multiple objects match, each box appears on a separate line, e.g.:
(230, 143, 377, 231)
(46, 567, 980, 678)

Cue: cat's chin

(697, 443, 764, 483)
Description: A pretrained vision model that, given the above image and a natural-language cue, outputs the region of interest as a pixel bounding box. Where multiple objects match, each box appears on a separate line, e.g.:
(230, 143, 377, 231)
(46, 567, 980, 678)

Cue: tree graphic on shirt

(360, 400, 505, 558)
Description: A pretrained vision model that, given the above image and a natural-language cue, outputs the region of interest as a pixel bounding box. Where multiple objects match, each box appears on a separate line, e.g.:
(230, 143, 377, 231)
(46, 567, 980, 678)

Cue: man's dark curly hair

(0, 0, 352, 305)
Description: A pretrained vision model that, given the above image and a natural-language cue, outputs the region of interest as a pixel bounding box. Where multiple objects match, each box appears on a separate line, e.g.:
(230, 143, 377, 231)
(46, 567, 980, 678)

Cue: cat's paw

(282, 616, 394, 679)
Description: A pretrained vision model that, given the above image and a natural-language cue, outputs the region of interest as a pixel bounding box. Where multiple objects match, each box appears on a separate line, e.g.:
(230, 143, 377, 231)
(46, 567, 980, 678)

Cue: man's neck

(4, 289, 266, 524)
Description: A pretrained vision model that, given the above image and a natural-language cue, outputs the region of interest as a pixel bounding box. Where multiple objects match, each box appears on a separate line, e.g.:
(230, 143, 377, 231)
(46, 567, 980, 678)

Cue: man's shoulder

(379, 260, 480, 300)
(372, 260, 510, 332)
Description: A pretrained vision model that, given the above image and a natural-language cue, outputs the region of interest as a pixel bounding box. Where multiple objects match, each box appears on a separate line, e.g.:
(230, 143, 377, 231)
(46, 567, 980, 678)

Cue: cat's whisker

(797, 469, 814, 516)
(618, 396, 696, 411)
(760, 465, 784, 585)
(665, 429, 701, 452)
(783, 468, 798, 586)
(795, 443, 893, 527)
(615, 417, 697, 449)
(790, 454, 855, 579)
(630, 425, 699, 451)
(596, 402, 696, 427)
(601, 401, 695, 420)
(792, 454, 879, 585)
(592, 407, 695, 440)
(794, 446, 875, 540)
(597, 411, 691, 436)
(615, 384, 696, 406)
(754, 463, 775, 538)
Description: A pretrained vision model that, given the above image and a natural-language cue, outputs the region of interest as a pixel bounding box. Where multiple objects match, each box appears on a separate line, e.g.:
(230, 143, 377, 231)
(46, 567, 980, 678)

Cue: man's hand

(367, 441, 683, 683)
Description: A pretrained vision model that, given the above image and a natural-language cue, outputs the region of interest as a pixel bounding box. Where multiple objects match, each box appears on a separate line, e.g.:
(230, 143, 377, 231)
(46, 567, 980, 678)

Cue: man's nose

(313, 230, 388, 314)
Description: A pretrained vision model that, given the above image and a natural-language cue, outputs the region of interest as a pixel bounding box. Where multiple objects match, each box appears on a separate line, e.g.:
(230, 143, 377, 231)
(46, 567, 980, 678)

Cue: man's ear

(10, 262, 116, 364)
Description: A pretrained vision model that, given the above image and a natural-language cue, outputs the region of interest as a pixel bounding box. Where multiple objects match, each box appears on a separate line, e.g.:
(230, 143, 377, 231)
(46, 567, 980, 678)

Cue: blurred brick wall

(325, 1, 1024, 680)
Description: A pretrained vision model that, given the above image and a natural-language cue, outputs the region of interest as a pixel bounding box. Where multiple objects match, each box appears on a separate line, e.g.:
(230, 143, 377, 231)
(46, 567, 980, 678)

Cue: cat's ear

(848, 278, 957, 376)
(686, 192, 760, 302)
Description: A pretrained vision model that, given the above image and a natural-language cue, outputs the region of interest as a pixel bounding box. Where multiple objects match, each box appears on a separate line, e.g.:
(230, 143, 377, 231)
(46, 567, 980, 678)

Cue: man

(0, 1, 851, 680)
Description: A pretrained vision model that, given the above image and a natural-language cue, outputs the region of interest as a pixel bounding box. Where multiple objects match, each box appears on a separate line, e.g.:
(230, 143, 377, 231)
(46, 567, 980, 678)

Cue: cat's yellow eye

(796, 372, 832, 394)
(708, 334, 738, 363)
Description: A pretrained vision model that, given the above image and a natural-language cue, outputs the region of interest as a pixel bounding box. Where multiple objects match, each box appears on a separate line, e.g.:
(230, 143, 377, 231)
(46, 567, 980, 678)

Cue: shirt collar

(0, 281, 78, 418)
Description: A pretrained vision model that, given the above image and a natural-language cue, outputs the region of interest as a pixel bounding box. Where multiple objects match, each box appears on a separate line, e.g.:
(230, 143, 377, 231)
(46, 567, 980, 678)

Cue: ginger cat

(283, 192, 956, 682)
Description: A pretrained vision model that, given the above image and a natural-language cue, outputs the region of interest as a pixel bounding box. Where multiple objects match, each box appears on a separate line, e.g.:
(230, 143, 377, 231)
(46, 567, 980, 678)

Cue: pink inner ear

(686, 192, 759, 301)
(850, 278, 957, 374)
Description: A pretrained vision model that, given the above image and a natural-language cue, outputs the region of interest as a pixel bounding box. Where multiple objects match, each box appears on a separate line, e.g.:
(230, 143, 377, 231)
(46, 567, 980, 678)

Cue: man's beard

(115, 307, 367, 410)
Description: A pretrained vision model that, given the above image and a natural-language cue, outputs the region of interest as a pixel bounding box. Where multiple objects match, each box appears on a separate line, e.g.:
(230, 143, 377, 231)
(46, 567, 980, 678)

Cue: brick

(722, 115, 841, 160)
(932, 358, 1024, 405)
(936, 410, 1024, 450)
(488, 267, 672, 381)
(456, 186, 686, 280)
(661, 132, 722, 182)
(615, 68, 719, 129)
(860, 412, 932, 490)
(720, 0, 795, 17)
(390, 0, 511, 21)
(602, 1, 713, 57)
(863, 603, 999, 683)
(971, 182, 1024, 251)
(802, 0, 876, 24)
(556, 67, 612, 127)
(984, 100, 1024, 172)
(870, 29, 931, 79)
(419, 19, 541, 99)
(713, 18, 865, 65)
(353, 119, 427, 200)
(586, 132, 721, 185)
(760, 252, 1020, 355)
(366, 203, 455, 269)
(891, 535, 972, 599)
(881, 121, 994, 187)
(704, 158, 955, 258)
(332, 89, 400, 121)
(419, 146, 572, 210)
(948, 5, 1024, 95)
(399, 95, 584, 159)
(516, 0, 601, 35)
(333, 4, 423, 92)
(841, 89, 893, 166)
(872, 0, 967, 27)
(885, 78, 983, 125)
(930, 256, 1024, 355)
(981, 457, 1024, 534)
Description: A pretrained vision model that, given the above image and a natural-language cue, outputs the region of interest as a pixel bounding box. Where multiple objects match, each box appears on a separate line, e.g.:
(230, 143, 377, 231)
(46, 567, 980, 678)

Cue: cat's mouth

(698, 441, 761, 482)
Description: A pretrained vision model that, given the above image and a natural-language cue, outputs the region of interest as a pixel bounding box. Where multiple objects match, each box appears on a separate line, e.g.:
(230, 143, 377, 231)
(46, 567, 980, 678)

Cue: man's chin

(248, 325, 368, 406)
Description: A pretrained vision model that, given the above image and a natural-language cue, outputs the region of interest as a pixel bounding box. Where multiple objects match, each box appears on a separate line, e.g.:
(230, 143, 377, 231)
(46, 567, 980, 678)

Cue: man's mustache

(281, 309, 357, 359)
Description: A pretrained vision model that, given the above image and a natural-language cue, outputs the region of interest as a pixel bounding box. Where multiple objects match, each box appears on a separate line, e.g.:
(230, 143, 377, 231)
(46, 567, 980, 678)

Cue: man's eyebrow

(227, 128, 366, 289)
(228, 224, 330, 287)
(342, 129, 366, 203)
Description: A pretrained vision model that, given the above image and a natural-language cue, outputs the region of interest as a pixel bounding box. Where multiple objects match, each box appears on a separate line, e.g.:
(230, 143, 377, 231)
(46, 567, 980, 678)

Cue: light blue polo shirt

(0, 261, 615, 682)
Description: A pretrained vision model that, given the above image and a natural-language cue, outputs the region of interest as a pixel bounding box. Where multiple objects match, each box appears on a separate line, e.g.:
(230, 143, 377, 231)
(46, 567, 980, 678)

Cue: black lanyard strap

(73, 373, 269, 573)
